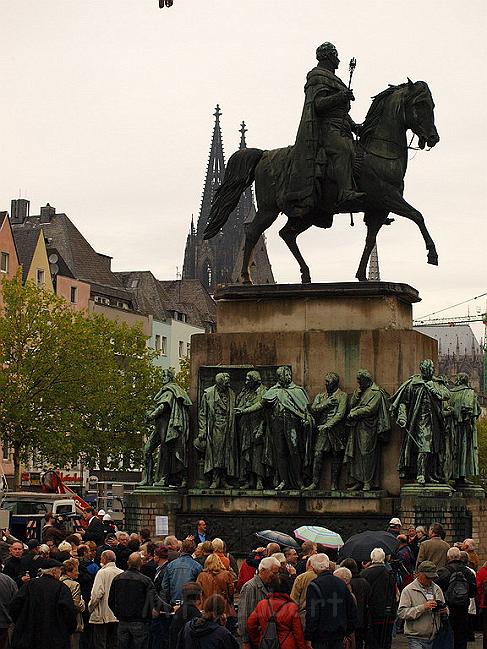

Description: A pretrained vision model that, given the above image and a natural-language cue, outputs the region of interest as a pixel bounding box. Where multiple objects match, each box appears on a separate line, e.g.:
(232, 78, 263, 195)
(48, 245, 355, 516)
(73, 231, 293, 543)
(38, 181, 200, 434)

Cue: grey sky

(1, 0, 486, 336)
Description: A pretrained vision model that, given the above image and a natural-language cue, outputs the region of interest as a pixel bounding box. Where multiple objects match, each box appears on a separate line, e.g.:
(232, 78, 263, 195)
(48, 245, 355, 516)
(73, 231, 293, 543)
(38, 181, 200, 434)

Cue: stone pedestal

(190, 282, 437, 496)
(125, 281, 485, 557)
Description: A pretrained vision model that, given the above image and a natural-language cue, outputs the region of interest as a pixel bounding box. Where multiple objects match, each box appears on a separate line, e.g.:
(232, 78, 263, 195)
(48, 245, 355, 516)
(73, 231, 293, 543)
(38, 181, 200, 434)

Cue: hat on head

(42, 558, 63, 569)
(389, 517, 402, 526)
(417, 561, 438, 578)
(27, 539, 40, 549)
(102, 514, 112, 521)
(98, 509, 106, 516)
(155, 546, 169, 559)
(58, 541, 72, 552)
(105, 533, 116, 541)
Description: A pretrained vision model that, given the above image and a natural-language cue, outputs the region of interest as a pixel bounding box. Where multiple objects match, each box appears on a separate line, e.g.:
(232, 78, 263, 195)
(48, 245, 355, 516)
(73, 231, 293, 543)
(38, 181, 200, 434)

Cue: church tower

(182, 106, 274, 293)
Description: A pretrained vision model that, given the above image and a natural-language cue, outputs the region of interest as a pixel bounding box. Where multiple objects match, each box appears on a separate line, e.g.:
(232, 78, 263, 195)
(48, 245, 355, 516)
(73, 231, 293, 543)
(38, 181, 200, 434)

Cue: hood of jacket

(189, 617, 221, 638)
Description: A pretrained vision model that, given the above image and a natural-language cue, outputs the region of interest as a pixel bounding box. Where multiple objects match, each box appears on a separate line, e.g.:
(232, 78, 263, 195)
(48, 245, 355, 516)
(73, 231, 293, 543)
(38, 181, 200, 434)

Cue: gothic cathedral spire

(182, 107, 274, 292)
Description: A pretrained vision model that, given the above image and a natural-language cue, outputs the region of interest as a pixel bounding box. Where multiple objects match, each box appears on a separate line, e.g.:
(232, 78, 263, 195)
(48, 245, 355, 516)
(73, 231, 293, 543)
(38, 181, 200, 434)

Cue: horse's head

(404, 79, 439, 149)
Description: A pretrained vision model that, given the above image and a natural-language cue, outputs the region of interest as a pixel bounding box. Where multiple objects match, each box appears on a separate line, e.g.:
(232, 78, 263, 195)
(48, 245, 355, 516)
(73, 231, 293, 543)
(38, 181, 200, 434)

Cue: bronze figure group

(140, 361, 480, 493)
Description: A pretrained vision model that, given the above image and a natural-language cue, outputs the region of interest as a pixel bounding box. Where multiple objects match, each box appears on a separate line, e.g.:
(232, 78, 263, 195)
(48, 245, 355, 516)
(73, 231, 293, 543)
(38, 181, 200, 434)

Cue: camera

(435, 600, 447, 610)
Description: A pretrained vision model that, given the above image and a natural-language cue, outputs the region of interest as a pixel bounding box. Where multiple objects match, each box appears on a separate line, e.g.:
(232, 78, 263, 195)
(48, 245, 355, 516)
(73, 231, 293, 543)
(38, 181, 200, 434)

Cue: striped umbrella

(294, 525, 344, 549)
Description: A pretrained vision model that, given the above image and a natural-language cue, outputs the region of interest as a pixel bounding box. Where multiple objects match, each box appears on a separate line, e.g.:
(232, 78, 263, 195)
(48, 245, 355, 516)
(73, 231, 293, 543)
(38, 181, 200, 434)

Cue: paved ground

(392, 632, 483, 647)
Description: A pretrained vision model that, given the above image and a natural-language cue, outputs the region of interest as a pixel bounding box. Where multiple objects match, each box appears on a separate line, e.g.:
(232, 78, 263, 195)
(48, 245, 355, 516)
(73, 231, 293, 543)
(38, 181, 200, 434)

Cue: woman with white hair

(360, 548, 397, 649)
(212, 537, 230, 570)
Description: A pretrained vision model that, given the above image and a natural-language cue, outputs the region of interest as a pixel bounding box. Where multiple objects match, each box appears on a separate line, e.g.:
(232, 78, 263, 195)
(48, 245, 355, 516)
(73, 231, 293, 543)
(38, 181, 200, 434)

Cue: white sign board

(155, 515, 169, 537)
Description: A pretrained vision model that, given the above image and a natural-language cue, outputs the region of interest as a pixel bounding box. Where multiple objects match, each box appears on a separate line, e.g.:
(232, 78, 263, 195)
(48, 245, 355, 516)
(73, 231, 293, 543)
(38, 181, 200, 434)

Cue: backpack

(445, 570, 470, 607)
(258, 599, 286, 649)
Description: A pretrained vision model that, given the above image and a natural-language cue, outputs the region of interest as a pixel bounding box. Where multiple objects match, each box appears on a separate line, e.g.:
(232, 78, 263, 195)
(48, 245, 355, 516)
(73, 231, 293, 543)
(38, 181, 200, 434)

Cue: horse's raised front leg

(356, 215, 384, 281)
(241, 209, 279, 284)
(383, 191, 438, 266)
(279, 217, 314, 283)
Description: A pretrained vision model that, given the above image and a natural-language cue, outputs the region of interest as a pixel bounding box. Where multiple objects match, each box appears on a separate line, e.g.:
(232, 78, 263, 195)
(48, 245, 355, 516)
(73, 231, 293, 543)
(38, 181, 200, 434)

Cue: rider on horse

(286, 42, 366, 217)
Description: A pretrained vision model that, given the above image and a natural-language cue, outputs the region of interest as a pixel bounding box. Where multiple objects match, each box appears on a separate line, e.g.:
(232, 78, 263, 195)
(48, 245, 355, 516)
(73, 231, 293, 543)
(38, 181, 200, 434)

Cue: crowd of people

(0, 512, 485, 649)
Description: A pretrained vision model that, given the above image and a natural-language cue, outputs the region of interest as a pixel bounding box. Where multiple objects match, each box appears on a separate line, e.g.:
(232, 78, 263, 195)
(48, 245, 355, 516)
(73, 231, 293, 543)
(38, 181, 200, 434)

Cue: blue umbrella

(255, 530, 300, 549)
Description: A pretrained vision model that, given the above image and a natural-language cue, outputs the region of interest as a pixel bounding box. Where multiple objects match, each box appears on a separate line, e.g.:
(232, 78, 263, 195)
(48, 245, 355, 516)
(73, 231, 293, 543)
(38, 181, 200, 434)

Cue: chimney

(40, 203, 56, 223)
(10, 198, 30, 224)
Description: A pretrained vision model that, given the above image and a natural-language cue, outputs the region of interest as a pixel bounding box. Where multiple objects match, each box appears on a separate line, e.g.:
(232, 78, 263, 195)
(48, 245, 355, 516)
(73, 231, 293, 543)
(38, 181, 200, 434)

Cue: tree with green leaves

(0, 274, 159, 487)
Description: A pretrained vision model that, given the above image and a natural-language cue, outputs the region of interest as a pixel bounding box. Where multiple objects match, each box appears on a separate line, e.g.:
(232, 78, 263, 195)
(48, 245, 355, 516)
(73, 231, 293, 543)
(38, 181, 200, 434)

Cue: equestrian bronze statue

(204, 42, 440, 283)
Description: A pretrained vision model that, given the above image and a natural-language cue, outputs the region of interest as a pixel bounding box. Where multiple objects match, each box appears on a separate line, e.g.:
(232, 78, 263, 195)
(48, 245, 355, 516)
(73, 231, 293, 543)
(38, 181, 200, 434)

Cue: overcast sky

(1, 0, 486, 337)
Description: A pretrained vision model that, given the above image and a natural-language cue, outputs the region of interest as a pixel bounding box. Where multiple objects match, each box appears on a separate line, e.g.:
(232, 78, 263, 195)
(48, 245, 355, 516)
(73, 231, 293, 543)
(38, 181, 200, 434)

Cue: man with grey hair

(10, 558, 77, 649)
(239, 556, 280, 649)
(306, 553, 357, 648)
(89, 550, 123, 649)
(436, 545, 476, 649)
(360, 548, 396, 649)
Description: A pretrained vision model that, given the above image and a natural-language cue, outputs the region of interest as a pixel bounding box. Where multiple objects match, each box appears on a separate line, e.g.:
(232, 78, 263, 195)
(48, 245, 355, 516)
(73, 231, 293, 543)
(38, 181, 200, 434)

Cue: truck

(0, 492, 78, 542)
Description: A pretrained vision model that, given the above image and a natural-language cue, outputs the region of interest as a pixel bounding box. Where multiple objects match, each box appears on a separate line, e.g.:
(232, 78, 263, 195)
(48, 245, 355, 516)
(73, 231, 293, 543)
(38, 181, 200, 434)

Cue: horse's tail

(203, 147, 264, 240)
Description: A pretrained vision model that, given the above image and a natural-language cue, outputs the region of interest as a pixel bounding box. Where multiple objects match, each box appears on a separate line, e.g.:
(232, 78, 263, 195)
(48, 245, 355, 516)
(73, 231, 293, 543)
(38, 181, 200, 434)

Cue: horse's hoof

(240, 275, 252, 285)
(301, 273, 311, 284)
(427, 253, 438, 266)
(356, 274, 368, 282)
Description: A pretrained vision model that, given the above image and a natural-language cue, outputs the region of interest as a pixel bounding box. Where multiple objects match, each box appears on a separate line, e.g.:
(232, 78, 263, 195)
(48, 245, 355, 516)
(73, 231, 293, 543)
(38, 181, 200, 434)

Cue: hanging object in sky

(159, 0, 173, 6)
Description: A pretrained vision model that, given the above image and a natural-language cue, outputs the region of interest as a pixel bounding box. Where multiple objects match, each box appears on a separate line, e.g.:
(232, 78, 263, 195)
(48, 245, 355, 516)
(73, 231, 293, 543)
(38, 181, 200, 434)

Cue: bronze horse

(204, 80, 440, 283)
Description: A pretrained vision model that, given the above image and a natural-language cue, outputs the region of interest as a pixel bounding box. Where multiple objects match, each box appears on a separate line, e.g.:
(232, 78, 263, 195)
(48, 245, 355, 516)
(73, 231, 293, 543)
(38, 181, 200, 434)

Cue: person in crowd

(435, 546, 476, 649)
(239, 556, 281, 649)
(94, 532, 118, 565)
(237, 548, 265, 592)
(140, 528, 152, 544)
(305, 553, 358, 649)
(387, 517, 402, 537)
(61, 558, 85, 649)
(88, 549, 123, 649)
(334, 567, 356, 648)
(296, 540, 317, 576)
(340, 558, 371, 649)
(266, 542, 281, 557)
(82, 507, 105, 546)
(416, 523, 450, 570)
(273, 552, 296, 581)
(176, 594, 238, 649)
(415, 526, 428, 544)
(42, 511, 67, 545)
(164, 535, 181, 562)
(197, 554, 235, 620)
(58, 540, 74, 561)
(10, 559, 77, 649)
(193, 520, 210, 544)
(77, 545, 98, 649)
(114, 532, 132, 570)
(169, 582, 203, 648)
(195, 540, 214, 567)
(102, 514, 117, 536)
(459, 550, 477, 642)
(284, 547, 299, 577)
(476, 559, 487, 649)
(0, 565, 17, 649)
(462, 538, 479, 571)
(140, 542, 157, 581)
(398, 560, 448, 649)
(396, 534, 416, 589)
(0, 529, 16, 564)
(161, 539, 202, 604)
(154, 545, 170, 596)
(291, 557, 317, 629)
(248, 572, 306, 649)
(360, 548, 397, 649)
(108, 552, 156, 649)
(211, 538, 230, 570)
(2, 541, 27, 588)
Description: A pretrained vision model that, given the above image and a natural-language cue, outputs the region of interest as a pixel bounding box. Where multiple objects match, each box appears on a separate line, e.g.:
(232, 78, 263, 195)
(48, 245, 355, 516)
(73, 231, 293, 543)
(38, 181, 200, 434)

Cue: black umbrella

(255, 530, 300, 549)
(338, 531, 400, 563)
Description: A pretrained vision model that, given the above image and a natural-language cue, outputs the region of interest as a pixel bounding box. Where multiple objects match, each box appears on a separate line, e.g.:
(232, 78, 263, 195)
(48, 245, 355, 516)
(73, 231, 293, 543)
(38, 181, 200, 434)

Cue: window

(155, 334, 162, 354)
(130, 279, 139, 288)
(186, 342, 191, 356)
(178, 341, 184, 358)
(2, 442, 9, 462)
(0, 252, 9, 273)
(70, 286, 78, 304)
(36, 269, 45, 287)
(161, 336, 167, 355)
